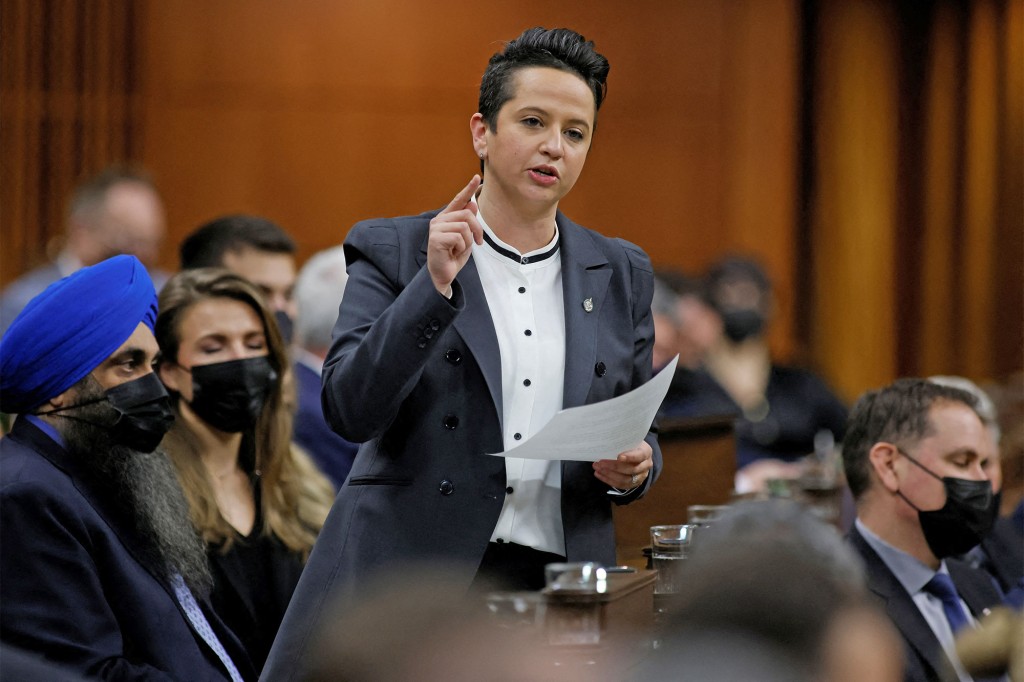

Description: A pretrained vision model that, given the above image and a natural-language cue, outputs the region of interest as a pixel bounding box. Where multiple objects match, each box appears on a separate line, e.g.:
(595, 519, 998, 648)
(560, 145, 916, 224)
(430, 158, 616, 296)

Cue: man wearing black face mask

(179, 215, 298, 344)
(843, 378, 1004, 682)
(0, 255, 255, 681)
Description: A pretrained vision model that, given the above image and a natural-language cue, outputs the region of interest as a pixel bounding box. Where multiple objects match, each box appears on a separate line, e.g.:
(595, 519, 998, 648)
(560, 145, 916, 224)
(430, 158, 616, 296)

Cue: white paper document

(486, 355, 678, 462)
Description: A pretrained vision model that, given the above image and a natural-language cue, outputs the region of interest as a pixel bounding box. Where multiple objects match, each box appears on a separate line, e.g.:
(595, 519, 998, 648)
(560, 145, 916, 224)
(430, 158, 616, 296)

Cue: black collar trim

(481, 231, 559, 265)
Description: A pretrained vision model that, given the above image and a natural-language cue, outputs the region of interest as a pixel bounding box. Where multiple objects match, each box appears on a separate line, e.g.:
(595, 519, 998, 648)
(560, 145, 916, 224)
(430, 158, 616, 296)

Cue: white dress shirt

(471, 198, 567, 556)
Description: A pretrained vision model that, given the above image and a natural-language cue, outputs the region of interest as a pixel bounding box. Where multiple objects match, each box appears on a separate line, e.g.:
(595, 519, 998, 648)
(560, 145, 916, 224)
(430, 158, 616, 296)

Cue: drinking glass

(649, 524, 697, 595)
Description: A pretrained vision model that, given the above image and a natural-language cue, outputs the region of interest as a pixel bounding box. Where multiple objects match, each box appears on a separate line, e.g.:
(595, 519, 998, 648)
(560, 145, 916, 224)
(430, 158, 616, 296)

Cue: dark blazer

(0, 418, 256, 681)
(848, 524, 1003, 682)
(261, 209, 662, 682)
(292, 359, 358, 488)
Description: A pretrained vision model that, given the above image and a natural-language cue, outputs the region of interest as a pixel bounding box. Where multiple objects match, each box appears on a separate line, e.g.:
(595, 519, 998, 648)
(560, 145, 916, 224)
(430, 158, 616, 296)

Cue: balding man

(0, 166, 168, 336)
(843, 378, 1003, 682)
(0, 255, 254, 681)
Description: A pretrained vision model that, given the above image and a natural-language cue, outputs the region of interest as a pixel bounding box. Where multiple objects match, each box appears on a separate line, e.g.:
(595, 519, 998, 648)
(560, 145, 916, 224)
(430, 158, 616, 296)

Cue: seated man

(291, 245, 360, 487)
(0, 166, 168, 336)
(0, 255, 254, 681)
(843, 378, 1003, 682)
(179, 214, 298, 342)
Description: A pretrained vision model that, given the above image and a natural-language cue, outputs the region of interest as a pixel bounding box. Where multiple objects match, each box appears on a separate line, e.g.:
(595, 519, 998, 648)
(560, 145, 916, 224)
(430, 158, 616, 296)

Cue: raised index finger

(442, 174, 482, 215)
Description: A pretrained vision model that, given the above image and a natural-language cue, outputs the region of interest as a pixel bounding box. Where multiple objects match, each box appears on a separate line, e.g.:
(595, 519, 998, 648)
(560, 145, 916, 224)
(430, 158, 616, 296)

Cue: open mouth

(530, 167, 558, 178)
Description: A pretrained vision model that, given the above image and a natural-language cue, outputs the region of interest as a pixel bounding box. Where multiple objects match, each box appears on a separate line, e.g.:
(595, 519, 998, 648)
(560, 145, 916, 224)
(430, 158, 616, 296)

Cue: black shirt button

(513, 433, 522, 440)
(445, 348, 462, 365)
(595, 361, 607, 377)
(521, 256, 530, 264)
(443, 414, 459, 430)
(506, 486, 514, 495)
(496, 538, 505, 544)
(523, 379, 531, 386)
(524, 329, 532, 336)
(439, 479, 454, 496)
(518, 286, 526, 294)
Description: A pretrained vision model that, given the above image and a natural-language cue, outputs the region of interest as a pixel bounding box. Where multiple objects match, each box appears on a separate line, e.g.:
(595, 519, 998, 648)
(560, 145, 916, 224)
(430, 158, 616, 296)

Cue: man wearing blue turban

(0, 255, 255, 681)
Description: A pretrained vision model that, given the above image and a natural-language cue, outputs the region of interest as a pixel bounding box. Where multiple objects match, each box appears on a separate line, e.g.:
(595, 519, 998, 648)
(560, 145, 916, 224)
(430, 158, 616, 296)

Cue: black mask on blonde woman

(187, 357, 277, 433)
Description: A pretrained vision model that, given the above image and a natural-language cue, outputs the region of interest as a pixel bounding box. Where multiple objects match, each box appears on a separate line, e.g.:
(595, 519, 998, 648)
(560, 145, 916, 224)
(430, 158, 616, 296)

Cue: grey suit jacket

(261, 208, 662, 681)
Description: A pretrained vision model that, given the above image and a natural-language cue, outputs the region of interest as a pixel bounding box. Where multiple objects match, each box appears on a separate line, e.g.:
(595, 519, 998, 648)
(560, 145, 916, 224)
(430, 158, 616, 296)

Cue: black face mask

(39, 373, 174, 453)
(187, 357, 277, 433)
(896, 448, 996, 558)
(273, 310, 294, 345)
(721, 309, 765, 343)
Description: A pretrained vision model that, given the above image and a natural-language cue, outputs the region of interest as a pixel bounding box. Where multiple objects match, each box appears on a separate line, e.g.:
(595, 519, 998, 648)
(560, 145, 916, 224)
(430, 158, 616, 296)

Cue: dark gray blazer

(848, 525, 1003, 682)
(0, 418, 255, 681)
(261, 209, 662, 681)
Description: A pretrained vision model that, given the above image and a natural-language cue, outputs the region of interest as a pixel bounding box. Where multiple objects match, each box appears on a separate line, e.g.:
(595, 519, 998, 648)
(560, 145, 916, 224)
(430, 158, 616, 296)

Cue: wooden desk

(613, 415, 736, 566)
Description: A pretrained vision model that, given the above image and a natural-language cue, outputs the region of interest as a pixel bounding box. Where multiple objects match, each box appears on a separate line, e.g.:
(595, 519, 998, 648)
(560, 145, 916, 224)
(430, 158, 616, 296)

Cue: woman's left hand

(592, 441, 653, 490)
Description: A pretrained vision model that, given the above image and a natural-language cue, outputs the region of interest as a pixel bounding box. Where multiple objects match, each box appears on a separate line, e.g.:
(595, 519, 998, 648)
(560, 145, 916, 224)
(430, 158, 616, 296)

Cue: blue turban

(0, 255, 158, 414)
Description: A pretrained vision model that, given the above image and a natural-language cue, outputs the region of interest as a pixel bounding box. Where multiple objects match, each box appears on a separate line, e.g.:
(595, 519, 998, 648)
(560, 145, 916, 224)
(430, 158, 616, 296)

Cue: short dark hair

(180, 215, 296, 270)
(842, 378, 980, 498)
(478, 27, 609, 131)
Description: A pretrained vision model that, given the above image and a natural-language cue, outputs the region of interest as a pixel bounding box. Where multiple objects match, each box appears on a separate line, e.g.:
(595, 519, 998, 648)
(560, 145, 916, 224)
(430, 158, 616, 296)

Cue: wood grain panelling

(962, 0, 999, 378)
(811, 0, 900, 398)
(1, 0, 138, 285)
(996, 0, 1024, 379)
(809, 0, 1022, 401)
(919, 3, 960, 376)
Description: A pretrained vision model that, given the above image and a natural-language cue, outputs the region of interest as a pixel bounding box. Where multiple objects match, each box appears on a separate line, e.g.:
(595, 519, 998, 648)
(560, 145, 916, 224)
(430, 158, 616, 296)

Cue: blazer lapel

(558, 214, 611, 410)
(851, 527, 951, 679)
(417, 236, 504, 430)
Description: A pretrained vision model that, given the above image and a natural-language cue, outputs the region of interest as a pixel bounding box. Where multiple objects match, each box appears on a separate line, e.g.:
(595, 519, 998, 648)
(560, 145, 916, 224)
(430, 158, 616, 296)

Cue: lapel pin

(583, 297, 593, 313)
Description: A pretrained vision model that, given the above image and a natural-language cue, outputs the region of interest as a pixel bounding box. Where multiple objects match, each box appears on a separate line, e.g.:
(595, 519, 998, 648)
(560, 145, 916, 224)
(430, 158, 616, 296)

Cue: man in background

(292, 245, 359, 487)
(0, 166, 168, 335)
(844, 378, 1003, 682)
(179, 215, 298, 342)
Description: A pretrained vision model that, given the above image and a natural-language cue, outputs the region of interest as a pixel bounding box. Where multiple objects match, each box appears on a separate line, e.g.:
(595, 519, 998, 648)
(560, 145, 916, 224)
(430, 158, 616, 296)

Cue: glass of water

(649, 524, 698, 595)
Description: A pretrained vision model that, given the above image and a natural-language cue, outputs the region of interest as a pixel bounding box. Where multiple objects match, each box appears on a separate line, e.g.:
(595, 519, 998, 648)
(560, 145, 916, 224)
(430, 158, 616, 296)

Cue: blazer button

(417, 338, 427, 349)
(595, 361, 607, 377)
(443, 414, 459, 430)
(439, 479, 455, 496)
(424, 327, 434, 339)
(445, 348, 462, 365)
(430, 319, 441, 330)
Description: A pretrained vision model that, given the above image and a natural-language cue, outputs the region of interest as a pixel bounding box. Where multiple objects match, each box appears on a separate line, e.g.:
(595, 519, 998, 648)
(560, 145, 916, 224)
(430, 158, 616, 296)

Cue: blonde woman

(155, 268, 334, 673)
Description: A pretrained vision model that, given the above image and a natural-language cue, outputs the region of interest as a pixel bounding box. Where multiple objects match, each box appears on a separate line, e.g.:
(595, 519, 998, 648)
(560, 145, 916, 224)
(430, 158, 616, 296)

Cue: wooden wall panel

(994, 0, 1024, 378)
(1, 0, 138, 287)
(961, 0, 1000, 378)
(919, 3, 960, 376)
(811, 0, 900, 399)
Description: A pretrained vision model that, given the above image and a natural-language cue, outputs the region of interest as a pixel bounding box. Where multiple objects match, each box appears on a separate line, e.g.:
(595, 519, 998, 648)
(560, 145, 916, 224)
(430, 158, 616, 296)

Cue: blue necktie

(924, 572, 971, 634)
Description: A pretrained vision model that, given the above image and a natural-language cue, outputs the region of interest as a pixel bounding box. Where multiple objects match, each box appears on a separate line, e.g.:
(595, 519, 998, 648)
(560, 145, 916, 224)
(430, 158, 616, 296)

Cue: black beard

(55, 394, 213, 596)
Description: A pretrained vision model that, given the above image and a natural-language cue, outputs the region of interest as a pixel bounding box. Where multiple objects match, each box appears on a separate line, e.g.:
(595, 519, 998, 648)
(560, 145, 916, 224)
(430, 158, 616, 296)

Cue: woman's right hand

(427, 175, 483, 297)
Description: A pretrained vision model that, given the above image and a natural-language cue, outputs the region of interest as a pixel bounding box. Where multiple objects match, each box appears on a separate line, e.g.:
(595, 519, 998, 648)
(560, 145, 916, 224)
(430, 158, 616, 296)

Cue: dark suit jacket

(292, 359, 359, 488)
(0, 418, 256, 681)
(848, 524, 1003, 682)
(261, 209, 662, 682)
